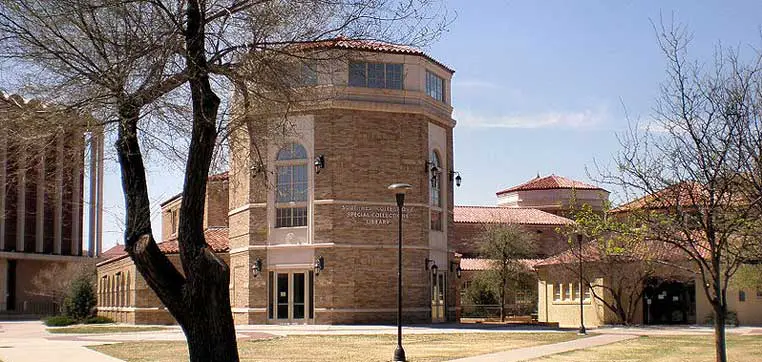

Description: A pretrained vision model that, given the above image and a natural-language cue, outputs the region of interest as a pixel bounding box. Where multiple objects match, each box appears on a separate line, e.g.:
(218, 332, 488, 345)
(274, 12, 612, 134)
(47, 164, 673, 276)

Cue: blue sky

(432, 0, 762, 208)
(4, 1, 762, 250)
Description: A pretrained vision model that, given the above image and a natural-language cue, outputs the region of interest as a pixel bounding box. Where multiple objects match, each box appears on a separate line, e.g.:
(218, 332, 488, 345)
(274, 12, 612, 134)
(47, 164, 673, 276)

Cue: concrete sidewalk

(446, 333, 639, 362)
(0, 322, 123, 362)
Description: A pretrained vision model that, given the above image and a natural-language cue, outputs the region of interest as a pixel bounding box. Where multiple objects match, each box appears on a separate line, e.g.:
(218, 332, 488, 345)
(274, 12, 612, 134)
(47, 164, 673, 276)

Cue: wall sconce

(449, 261, 462, 279)
(314, 155, 325, 174)
(425, 161, 441, 188)
(425, 258, 438, 275)
(450, 171, 462, 187)
(251, 258, 262, 277)
(314, 256, 325, 276)
(250, 160, 264, 177)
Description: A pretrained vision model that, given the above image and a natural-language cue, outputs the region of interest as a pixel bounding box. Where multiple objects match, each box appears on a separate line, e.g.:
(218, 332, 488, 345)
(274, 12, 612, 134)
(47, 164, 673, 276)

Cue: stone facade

(0, 92, 101, 315)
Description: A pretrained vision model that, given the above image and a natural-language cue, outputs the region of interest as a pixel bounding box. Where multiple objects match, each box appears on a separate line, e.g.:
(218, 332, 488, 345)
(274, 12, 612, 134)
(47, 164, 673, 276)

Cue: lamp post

(388, 183, 411, 362)
(577, 234, 586, 335)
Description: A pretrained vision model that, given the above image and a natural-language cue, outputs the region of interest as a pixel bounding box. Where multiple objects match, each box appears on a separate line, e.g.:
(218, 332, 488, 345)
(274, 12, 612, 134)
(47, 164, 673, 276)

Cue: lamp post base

(394, 345, 406, 362)
(578, 326, 587, 335)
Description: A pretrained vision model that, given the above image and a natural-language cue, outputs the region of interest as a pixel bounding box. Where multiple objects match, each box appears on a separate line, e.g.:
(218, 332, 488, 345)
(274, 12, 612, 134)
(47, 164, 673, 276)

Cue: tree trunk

(713, 306, 727, 362)
(500, 277, 506, 322)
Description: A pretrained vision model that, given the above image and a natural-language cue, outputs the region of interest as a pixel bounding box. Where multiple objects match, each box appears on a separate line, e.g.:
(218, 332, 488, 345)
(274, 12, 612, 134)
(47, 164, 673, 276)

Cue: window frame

(429, 150, 443, 231)
(275, 143, 309, 228)
(348, 61, 404, 90)
(426, 70, 445, 102)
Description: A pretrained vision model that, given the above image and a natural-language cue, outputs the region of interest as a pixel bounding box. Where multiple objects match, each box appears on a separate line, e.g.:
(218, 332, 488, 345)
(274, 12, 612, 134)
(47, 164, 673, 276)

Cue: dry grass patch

(92, 332, 578, 362)
(536, 335, 762, 362)
(48, 326, 168, 334)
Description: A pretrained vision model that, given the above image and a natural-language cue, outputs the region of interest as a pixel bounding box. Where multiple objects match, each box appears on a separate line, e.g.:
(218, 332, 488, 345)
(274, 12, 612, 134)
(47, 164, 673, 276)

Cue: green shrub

(63, 275, 96, 321)
(704, 310, 739, 326)
(44, 315, 76, 327)
(84, 316, 114, 324)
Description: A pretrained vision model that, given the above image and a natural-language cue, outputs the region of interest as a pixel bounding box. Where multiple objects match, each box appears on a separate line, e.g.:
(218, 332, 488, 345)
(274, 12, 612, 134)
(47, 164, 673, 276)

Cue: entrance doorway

(431, 271, 446, 322)
(269, 271, 314, 323)
(643, 278, 696, 324)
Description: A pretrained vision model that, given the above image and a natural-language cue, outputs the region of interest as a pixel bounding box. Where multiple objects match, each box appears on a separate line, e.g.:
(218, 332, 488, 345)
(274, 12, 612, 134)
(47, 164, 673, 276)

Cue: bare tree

(28, 261, 95, 310)
(603, 21, 762, 362)
(476, 224, 537, 322)
(1, 1, 448, 360)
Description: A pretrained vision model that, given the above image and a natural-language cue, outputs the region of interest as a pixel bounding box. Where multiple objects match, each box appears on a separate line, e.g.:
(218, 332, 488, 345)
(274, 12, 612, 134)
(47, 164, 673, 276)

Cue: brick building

(97, 38, 459, 325)
(0, 91, 104, 315)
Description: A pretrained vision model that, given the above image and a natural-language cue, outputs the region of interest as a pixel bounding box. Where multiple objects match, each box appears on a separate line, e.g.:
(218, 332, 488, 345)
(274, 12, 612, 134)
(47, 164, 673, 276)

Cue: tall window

(349, 61, 403, 89)
(553, 283, 562, 301)
(430, 151, 442, 231)
(426, 70, 444, 102)
(275, 143, 308, 227)
(170, 209, 178, 236)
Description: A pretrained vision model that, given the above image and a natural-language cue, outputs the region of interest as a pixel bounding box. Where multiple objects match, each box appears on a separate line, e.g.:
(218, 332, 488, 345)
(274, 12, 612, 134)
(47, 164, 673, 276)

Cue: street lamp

(577, 234, 587, 335)
(388, 183, 412, 362)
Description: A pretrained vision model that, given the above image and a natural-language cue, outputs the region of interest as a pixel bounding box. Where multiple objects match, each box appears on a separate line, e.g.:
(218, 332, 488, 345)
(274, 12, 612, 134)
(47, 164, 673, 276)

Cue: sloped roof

(461, 258, 540, 271)
(534, 239, 700, 267)
(97, 228, 229, 266)
(294, 36, 454, 73)
(610, 182, 705, 213)
(454, 206, 574, 226)
(496, 175, 605, 195)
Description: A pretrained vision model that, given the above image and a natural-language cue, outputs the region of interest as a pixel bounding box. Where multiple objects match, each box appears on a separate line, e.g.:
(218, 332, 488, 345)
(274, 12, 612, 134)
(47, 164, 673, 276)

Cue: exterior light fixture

(314, 256, 325, 276)
(251, 258, 263, 277)
(450, 171, 462, 187)
(425, 258, 436, 270)
(387, 182, 412, 362)
(314, 155, 325, 174)
(449, 261, 463, 279)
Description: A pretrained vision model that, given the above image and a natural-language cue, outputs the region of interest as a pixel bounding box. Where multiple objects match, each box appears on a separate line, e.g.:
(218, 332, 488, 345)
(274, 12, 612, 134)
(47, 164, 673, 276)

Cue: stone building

(97, 38, 459, 325)
(0, 92, 104, 315)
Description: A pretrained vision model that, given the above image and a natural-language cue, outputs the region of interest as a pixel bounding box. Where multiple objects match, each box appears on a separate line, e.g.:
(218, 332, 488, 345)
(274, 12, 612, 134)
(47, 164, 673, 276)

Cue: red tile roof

(97, 228, 229, 266)
(496, 175, 604, 195)
(461, 258, 540, 271)
(534, 239, 700, 267)
(610, 182, 705, 213)
(294, 36, 454, 73)
(454, 206, 574, 226)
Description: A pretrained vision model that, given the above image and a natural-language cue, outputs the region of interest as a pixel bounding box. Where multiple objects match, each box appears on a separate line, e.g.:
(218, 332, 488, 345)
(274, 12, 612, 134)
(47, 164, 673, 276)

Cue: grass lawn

(536, 335, 762, 362)
(92, 332, 579, 362)
(48, 326, 168, 334)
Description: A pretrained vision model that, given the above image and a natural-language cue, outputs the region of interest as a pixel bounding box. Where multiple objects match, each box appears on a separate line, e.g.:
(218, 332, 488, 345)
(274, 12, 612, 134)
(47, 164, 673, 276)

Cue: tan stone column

(16, 144, 26, 252)
(35, 152, 45, 253)
(87, 132, 97, 257)
(71, 136, 82, 256)
(53, 134, 63, 255)
(0, 130, 6, 251)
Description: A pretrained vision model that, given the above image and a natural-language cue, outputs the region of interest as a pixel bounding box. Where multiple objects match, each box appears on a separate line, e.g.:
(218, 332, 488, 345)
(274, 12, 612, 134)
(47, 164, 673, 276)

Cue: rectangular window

(348, 61, 403, 89)
(276, 165, 308, 203)
(276, 207, 307, 228)
(430, 211, 442, 231)
(740, 290, 746, 302)
(564, 283, 572, 300)
(553, 283, 562, 301)
(170, 209, 178, 236)
(426, 70, 444, 102)
(584, 286, 592, 301)
(301, 61, 317, 86)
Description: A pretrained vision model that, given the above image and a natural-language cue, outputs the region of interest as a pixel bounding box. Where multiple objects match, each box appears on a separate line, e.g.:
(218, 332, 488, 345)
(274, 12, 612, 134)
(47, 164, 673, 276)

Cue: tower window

(275, 143, 308, 228)
(349, 61, 403, 89)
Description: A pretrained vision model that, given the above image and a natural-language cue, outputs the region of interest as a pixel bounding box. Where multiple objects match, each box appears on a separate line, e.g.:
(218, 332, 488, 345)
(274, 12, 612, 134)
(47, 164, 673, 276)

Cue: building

(96, 38, 459, 325)
(535, 183, 762, 328)
(0, 91, 104, 315)
(495, 174, 609, 216)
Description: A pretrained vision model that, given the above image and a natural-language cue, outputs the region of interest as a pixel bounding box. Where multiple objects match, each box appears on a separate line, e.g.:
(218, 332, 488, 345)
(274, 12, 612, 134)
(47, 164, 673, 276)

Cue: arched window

(275, 143, 309, 227)
(430, 151, 443, 231)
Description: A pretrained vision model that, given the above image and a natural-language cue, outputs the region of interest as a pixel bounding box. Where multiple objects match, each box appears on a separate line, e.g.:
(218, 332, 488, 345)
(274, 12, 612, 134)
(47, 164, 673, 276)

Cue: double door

(270, 271, 313, 323)
(431, 271, 446, 322)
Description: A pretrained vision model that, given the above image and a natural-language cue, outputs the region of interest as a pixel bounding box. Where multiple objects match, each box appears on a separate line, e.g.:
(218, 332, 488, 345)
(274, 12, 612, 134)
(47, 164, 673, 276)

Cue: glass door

(431, 271, 446, 322)
(271, 271, 312, 323)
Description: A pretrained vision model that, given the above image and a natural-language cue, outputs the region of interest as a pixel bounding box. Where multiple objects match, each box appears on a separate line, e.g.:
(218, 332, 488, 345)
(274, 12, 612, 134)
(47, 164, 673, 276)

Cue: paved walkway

(446, 333, 638, 362)
(0, 322, 123, 362)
